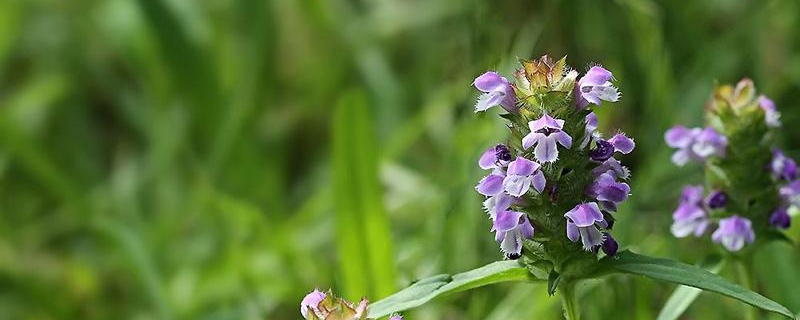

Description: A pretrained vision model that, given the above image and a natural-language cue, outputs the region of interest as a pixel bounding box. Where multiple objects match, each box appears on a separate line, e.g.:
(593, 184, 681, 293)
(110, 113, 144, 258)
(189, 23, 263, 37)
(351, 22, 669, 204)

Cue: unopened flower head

(472, 55, 632, 279)
(300, 289, 368, 320)
(665, 79, 796, 252)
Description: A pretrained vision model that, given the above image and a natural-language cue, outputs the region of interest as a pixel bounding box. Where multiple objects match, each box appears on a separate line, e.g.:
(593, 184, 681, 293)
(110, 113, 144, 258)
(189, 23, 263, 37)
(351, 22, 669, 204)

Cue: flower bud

(601, 233, 619, 256)
(705, 190, 727, 209)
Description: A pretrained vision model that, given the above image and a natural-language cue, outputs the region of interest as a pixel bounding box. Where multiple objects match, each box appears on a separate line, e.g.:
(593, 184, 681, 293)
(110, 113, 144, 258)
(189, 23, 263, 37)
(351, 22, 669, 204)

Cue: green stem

(736, 259, 757, 320)
(559, 281, 580, 320)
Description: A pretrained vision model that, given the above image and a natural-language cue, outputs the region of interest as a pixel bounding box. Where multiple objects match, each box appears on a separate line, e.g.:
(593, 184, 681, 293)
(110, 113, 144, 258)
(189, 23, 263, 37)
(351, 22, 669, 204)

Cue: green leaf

(594, 251, 795, 319)
(656, 256, 726, 320)
(367, 260, 543, 318)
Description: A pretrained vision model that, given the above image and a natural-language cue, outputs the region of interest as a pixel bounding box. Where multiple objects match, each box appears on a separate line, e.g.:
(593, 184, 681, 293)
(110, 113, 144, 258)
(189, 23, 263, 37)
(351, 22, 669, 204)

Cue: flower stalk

(559, 281, 580, 320)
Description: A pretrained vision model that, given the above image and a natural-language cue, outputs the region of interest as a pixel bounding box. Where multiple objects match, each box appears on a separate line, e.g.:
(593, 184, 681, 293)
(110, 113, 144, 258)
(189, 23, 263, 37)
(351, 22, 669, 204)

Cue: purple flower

(711, 215, 755, 252)
(503, 157, 546, 196)
(769, 207, 791, 229)
(564, 202, 608, 250)
(575, 66, 620, 110)
(692, 127, 727, 159)
(482, 193, 516, 220)
(770, 149, 797, 181)
(389, 315, 404, 320)
(779, 180, 800, 207)
(474, 71, 517, 113)
(759, 95, 781, 128)
(608, 133, 635, 154)
(587, 172, 630, 211)
(591, 158, 631, 180)
(580, 112, 599, 149)
(705, 190, 727, 209)
(301, 290, 326, 319)
(664, 126, 726, 165)
(671, 185, 711, 238)
(601, 232, 619, 256)
(492, 210, 535, 257)
(522, 114, 573, 163)
(665, 126, 700, 165)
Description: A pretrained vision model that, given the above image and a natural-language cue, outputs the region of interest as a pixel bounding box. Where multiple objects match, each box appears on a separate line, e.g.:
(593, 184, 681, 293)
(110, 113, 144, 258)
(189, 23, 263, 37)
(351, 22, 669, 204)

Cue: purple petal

(483, 194, 515, 219)
(578, 225, 605, 250)
(473, 71, 506, 92)
(532, 170, 546, 193)
(479, 147, 498, 170)
(680, 185, 704, 205)
(507, 156, 539, 176)
(301, 290, 327, 319)
(769, 207, 791, 229)
(528, 114, 564, 132)
(609, 133, 634, 154)
(534, 136, 558, 163)
(564, 202, 604, 227)
(692, 127, 727, 158)
(389, 315, 404, 320)
(553, 131, 573, 149)
(475, 92, 505, 112)
(664, 126, 696, 148)
(519, 215, 535, 239)
(521, 132, 543, 150)
(566, 221, 579, 242)
(759, 95, 781, 127)
(476, 174, 504, 196)
(503, 175, 532, 197)
(579, 66, 613, 87)
(493, 211, 525, 232)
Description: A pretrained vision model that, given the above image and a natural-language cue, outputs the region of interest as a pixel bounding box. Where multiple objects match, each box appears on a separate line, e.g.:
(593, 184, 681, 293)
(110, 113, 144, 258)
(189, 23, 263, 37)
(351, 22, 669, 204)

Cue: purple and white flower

(671, 185, 711, 238)
(493, 210, 535, 257)
(564, 202, 608, 250)
(608, 133, 635, 154)
(759, 95, 781, 128)
(479, 144, 512, 171)
(692, 127, 728, 159)
(473, 71, 517, 113)
(590, 133, 634, 162)
(503, 157, 546, 197)
(769, 207, 791, 229)
(389, 315, 404, 320)
(664, 126, 727, 165)
(711, 215, 755, 252)
(575, 66, 620, 110)
(522, 114, 573, 163)
(587, 172, 630, 212)
(770, 149, 797, 181)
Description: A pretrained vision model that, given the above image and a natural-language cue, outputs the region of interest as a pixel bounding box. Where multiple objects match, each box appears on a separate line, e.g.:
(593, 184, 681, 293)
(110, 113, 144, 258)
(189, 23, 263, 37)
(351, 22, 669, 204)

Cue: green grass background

(1, 0, 799, 319)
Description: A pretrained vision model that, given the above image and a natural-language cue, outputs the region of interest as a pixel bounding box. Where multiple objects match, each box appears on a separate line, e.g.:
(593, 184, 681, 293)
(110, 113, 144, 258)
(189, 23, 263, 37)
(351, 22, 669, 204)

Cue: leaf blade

(656, 257, 726, 320)
(596, 251, 795, 319)
(367, 260, 543, 318)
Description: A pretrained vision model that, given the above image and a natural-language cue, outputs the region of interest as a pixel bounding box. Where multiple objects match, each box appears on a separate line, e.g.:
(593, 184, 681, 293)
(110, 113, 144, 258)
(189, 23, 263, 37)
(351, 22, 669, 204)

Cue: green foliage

(656, 256, 726, 320)
(594, 251, 795, 319)
(367, 260, 543, 318)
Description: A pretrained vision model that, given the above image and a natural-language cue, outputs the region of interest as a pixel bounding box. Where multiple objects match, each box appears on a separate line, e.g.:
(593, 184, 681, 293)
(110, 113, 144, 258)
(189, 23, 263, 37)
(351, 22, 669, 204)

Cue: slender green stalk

(559, 281, 580, 320)
(736, 259, 757, 320)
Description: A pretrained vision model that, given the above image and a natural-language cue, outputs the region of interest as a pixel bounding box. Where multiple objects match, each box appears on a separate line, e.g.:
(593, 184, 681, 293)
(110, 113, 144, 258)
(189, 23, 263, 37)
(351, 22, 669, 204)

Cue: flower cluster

(300, 289, 404, 320)
(665, 79, 796, 252)
(472, 55, 633, 277)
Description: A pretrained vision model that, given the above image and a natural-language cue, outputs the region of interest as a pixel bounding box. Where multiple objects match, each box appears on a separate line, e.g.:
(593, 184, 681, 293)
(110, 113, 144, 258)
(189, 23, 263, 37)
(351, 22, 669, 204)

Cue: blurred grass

(0, 0, 799, 319)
